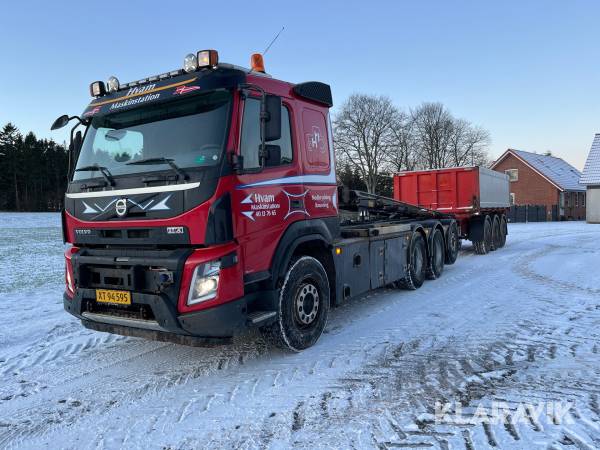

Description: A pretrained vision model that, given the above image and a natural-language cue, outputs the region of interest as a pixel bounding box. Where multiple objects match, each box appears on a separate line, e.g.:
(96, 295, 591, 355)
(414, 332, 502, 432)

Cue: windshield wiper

(126, 157, 189, 181)
(75, 165, 115, 187)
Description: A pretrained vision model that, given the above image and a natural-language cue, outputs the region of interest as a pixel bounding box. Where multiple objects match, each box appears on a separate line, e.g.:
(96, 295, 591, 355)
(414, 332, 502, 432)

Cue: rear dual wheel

(498, 215, 507, 248)
(445, 221, 459, 265)
(397, 232, 427, 290)
(491, 215, 501, 251)
(473, 215, 492, 255)
(426, 228, 445, 280)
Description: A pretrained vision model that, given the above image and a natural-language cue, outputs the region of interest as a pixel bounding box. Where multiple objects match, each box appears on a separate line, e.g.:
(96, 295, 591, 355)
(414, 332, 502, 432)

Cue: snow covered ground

(1, 213, 600, 450)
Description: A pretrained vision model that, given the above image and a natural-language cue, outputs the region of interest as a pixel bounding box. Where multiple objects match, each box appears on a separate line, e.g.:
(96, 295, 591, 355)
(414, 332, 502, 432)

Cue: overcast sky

(1, 0, 598, 169)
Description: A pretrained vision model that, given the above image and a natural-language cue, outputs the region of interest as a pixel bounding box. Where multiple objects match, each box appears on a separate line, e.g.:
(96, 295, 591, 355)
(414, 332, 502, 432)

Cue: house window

(575, 193, 579, 207)
(583, 192, 586, 207)
(565, 193, 570, 207)
(505, 169, 518, 182)
(510, 193, 515, 205)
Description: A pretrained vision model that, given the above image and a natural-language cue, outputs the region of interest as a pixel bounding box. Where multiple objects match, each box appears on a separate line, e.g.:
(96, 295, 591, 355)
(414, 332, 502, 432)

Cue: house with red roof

(491, 149, 586, 221)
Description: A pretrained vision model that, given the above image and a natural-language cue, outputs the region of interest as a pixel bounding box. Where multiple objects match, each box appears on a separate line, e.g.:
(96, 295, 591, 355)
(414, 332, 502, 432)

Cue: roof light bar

(197, 50, 218, 68)
(107, 76, 120, 93)
(183, 53, 198, 73)
(90, 81, 106, 97)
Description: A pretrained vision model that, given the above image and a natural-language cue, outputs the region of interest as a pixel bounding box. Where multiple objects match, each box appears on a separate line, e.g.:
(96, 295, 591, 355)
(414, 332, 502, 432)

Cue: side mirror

(51, 114, 70, 130)
(264, 145, 281, 167)
(264, 95, 281, 142)
(73, 130, 83, 157)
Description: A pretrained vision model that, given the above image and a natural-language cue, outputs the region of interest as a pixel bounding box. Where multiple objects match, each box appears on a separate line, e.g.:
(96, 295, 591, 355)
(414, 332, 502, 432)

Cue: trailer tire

(491, 215, 501, 251)
(445, 222, 459, 265)
(426, 228, 445, 280)
(262, 256, 330, 352)
(397, 232, 427, 290)
(473, 216, 492, 255)
(498, 215, 507, 248)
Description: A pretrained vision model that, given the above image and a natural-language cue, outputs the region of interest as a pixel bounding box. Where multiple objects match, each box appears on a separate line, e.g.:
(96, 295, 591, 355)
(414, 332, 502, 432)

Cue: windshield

(73, 90, 231, 181)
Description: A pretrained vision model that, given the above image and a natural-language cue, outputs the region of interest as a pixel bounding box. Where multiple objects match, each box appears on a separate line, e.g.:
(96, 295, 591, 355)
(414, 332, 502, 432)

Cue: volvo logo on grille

(115, 198, 128, 217)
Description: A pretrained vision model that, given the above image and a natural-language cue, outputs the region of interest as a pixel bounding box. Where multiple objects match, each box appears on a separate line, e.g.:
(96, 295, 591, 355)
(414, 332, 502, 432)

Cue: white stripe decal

(66, 182, 200, 199)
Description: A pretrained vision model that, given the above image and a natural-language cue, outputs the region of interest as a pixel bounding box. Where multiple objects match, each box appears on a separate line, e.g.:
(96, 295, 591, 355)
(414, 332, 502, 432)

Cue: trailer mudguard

(468, 216, 486, 242)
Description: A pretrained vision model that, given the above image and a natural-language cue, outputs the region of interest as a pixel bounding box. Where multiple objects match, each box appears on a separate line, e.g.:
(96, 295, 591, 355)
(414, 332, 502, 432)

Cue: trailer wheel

(426, 228, 445, 280)
(397, 232, 427, 290)
(445, 222, 459, 265)
(473, 215, 492, 255)
(491, 215, 501, 251)
(262, 256, 330, 352)
(498, 215, 507, 248)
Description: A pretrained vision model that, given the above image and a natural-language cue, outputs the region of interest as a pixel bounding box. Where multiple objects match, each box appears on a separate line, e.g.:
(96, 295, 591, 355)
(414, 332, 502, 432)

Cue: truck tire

(426, 228, 445, 280)
(498, 215, 507, 248)
(262, 256, 330, 352)
(445, 221, 459, 265)
(491, 215, 501, 251)
(473, 215, 492, 255)
(397, 232, 427, 290)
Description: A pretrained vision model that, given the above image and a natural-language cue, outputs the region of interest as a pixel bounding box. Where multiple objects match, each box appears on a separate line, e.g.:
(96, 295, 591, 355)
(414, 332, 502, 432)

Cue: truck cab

(58, 50, 339, 350)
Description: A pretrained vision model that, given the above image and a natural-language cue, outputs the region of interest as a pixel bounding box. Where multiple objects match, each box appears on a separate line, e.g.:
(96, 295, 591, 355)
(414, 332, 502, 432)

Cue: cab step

(247, 311, 277, 326)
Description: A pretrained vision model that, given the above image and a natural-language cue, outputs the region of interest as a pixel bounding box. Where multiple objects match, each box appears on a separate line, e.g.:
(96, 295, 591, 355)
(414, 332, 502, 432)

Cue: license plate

(96, 289, 131, 305)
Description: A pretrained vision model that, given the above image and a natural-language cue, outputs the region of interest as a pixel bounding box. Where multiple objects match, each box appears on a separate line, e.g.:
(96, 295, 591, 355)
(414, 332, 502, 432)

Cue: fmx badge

(115, 198, 128, 217)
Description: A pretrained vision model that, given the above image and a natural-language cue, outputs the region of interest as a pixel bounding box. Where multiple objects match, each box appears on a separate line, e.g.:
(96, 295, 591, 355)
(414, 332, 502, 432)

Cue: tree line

(0, 123, 68, 211)
(334, 95, 491, 194)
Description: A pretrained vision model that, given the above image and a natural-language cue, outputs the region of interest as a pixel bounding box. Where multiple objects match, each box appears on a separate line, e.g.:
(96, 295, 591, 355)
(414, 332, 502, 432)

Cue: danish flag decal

(173, 85, 201, 95)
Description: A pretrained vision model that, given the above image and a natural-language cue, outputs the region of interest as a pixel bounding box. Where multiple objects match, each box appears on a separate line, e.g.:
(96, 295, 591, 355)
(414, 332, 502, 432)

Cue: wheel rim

(294, 283, 319, 326)
(450, 231, 458, 254)
(413, 245, 423, 275)
(435, 237, 443, 269)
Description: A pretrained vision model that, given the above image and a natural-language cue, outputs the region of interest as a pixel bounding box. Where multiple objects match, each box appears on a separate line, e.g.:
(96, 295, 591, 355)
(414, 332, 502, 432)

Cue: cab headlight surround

(187, 260, 220, 305)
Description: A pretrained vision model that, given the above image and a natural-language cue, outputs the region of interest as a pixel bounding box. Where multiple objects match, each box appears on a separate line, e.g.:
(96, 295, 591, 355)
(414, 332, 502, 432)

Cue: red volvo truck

(393, 166, 510, 254)
(53, 49, 461, 351)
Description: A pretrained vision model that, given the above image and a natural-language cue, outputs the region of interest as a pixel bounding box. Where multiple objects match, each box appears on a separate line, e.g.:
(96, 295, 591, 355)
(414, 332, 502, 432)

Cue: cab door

(233, 95, 305, 276)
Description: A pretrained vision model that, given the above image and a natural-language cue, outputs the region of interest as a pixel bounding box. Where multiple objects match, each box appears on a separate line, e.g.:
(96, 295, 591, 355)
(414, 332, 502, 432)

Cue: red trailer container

(394, 166, 510, 254)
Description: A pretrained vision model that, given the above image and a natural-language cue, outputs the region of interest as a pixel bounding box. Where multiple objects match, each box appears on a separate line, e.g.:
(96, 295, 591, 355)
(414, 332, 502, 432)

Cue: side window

(240, 98, 261, 169)
(240, 97, 293, 169)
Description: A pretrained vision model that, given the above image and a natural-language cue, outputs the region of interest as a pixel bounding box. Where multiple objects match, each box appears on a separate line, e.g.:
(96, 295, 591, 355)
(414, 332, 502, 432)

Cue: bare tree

(334, 94, 399, 193)
(388, 110, 418, 172)
(410, 102, 491, 169)
(333, 95, 492, 196)
(410, 102, 454, 169)
(448, 119, 491, 167)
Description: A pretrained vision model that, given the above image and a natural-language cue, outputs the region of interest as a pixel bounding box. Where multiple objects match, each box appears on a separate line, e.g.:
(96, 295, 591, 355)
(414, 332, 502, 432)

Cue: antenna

(263, 26, 285, 55)
(248, 27, 285, 74)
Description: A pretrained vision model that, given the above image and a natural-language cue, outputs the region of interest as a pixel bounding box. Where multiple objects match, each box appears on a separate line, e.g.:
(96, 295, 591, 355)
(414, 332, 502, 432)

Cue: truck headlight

(187, 260, 220, 305)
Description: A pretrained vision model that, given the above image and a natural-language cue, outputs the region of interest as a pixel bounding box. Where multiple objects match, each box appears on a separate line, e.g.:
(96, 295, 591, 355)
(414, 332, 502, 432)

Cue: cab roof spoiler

(292, 82, 333, 107)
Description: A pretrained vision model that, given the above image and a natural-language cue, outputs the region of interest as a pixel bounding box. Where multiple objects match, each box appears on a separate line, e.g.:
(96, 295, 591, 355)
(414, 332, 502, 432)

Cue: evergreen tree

(0, 123, 68, 211)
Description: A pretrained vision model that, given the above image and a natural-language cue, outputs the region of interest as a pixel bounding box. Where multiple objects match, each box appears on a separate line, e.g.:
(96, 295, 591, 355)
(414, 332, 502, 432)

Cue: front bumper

(65, 245, 277, 342)
(64, 290, 248, 339)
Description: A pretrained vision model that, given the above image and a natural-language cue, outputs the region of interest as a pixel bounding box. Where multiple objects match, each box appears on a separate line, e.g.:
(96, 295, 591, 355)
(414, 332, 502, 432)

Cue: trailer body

(393, 167, 510, 252)
(56, 50, 460, 351)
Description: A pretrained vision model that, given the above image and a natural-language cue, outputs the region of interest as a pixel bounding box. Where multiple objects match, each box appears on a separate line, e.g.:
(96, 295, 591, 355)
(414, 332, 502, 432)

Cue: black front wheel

(262, 256, 330, 352)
